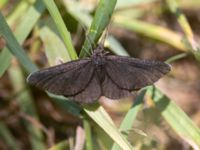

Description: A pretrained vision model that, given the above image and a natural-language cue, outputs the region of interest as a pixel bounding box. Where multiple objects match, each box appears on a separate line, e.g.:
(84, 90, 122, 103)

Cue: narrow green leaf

(0, 122, 20, 150)
(165, 52, 188, 63)
(47, 93, 81, 116)
(105, 36, 129, 56)
(113, 16, 187, 52)
(0, 1, 80, 118)
(42, 0, 78, 60)
(68, 0, 133, 148)
(37, 19, 82, 116)
(39, 17, 134, 150)
(49, 140, 69, 150)
(79, 0, 118, 58)
(9, 64, 45, 150)
(147, 86, 200, 148)
(0, 0, 43, 76)
(84, 105, 133, 150)
(83, 119, 93, 150)
(167, 0, 193, 39)
(62, 0, 92, 27)
(41, 1, 133, 147)
(63, 0, 128, 56)
(0, 1, 81, 118)
(167, 0, 200, 62)
(39, 19, 71, 65)
(0, 0, 8, 9)
(93, 124, 113, 150)
(14, 0, 45, 43)
(116, 0, 158, 9)
(111, 90, 146, 150)
(0, 49, 12, 76)
(6, 0, 32, 25)
(0, 11, 37, 72)
(0, 0, 45, 76)
(0, 2, 46, 149)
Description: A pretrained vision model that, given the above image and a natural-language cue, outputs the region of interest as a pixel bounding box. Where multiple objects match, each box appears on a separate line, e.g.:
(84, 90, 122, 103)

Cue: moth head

(92, 44, 108, 57)
(91, 45, 107, 66)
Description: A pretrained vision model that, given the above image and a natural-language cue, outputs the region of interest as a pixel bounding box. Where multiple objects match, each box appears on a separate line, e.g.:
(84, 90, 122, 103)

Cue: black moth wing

(105, 55, 171, 90)
(27, 58, 94, 96)
(71, 72, 101, 104)
(102, 74, 132, 99)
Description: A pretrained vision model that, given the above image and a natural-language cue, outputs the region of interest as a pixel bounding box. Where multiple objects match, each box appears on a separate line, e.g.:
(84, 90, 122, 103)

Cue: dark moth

(27, 45, 171, 104)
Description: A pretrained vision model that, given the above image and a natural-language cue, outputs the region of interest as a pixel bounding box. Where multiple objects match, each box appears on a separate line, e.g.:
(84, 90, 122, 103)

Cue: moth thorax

(92, 54, 106, 67)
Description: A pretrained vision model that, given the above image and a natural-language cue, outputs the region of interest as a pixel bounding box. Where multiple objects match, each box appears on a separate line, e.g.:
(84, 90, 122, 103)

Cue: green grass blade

(14, 0, 45, 43)
(41, 1, 133, 148)
(76, 0, 132, 148)
(42, 0, 78, 60)
(0, 1, 46, 148)
(83, 119, 93, 150)
(105, 36, 129, 56)
(49, 141, 69, 150)
(38, 19, 82, 116)
(116, 0, 158, 9)
(0, 1, 81, 118)
(39, 28, 134, 150)
(113, 16, 187, 52)
(0, 49, 12, 76)
(79, 0, 117, 58)
(1, 1, 81, 117)
(167, 0, 200, 62)
(165, 52, 188, 63)
(0, 0, 8, 9)
(47, 93, 81, 116)
(0, 11, 37, 73)
(0, 0, 45, 76)
(84, 105, 133, 150)
(38, 19, 71, 65)
(0, 122, 20, 150)
(1, 1, 81, 119)
(63, 0, 128, 56)
(111, 90, 146, 150)
(62, 0, 92, 27)
(6, 0, 31, 25)
(9, 64, 45, 150)
(147, 86, 200, 148)
(93, 124, 113, 150)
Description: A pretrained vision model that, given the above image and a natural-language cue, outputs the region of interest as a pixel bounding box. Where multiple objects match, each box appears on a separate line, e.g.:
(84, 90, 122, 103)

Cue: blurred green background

(0, 0, 200, 150)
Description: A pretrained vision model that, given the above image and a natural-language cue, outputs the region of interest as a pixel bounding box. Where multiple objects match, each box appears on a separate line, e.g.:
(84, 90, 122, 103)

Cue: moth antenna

(99, 21, 112, 49)
(99, 29, 108, 48)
